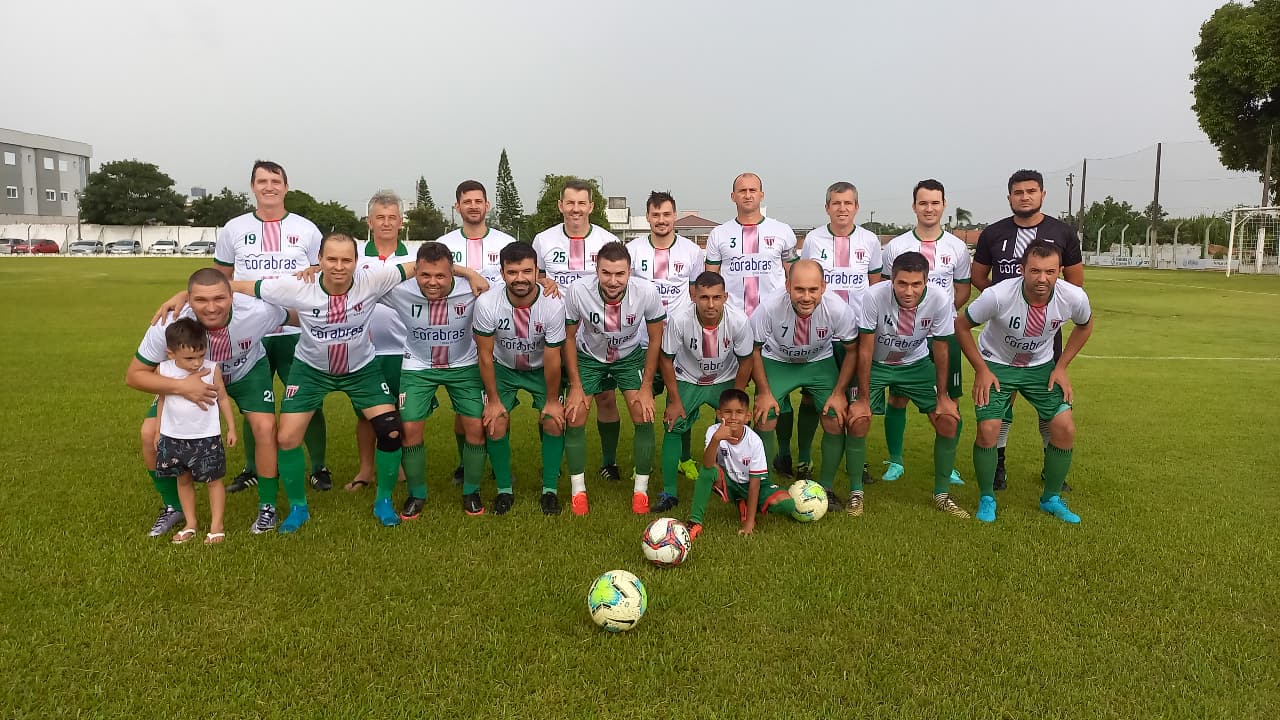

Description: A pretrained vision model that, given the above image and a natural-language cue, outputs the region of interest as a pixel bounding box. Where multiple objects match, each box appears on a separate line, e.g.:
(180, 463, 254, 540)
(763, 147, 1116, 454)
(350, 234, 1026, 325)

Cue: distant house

(674, 213, 718, 248)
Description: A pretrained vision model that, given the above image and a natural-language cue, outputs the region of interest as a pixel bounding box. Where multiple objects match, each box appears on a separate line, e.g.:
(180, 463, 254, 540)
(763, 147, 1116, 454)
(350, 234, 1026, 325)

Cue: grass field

(2, 258, 1278, 719)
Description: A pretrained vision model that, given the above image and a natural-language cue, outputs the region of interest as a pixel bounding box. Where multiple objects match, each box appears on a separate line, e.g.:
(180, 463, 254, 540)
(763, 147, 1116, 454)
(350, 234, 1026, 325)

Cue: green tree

(79, 159, 188, 225)
(526, 175, 610, 236)
(1191, 1, 1280, 202)
(285, 190, 364, 238)
(494, 148, 526, 239)
(954, 207, 974, 228)
(188, 187, 254, 227)
(406, 176, 450, 241)
(1077, 196, 1146, 250)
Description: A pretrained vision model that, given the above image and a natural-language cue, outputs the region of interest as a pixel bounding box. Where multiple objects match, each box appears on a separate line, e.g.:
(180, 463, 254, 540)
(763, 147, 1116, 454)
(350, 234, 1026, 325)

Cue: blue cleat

(949, 469, 965, 486)
(1039, 495, 1081, 524)
(976, 495, 997, 523)
(881, 461, 904, 482)
(373, 498, 401, 527)
(278, 504, 311, 534)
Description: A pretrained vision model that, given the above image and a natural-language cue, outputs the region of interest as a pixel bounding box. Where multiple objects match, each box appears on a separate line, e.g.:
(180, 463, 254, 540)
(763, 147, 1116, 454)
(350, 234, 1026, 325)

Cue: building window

(4, 187, 15, 199)
(2, 152, 13, 165)
(60, 191, 70, 201)
(44, 189, 57, 201)
(43, 157, 54, 171)
(59, 160, 68, 172)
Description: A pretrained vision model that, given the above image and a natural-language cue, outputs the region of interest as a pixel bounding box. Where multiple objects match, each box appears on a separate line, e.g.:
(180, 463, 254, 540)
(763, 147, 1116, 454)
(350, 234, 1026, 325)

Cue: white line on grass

(1080, 354, 1280, 361)
(1093, 277, 1280, 296)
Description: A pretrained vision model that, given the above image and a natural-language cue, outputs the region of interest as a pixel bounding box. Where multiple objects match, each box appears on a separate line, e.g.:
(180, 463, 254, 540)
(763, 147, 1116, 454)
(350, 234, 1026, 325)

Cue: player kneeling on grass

(684, 388, 797, 538)
(954, 240, 1093, 524)
(152, 319, 239, 545)
(846, 251, 965, 518)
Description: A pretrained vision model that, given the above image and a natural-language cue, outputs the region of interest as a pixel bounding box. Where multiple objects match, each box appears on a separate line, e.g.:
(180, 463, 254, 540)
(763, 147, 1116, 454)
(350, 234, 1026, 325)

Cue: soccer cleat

(250, 504, 278, 534)
(976, 496, 997, 523)
(824, 488, 844, 514)
(148, 506, 185, 537)
(993, 462, 1008, 491)
(772, 455, 795, 479)
(1040, 495, 1081, 524)
(492, 492, 514, 516)
(862, 463, 875, 485)
(540, 491, 561, 516)
(846, 492, 864, 517)
(451, 465, 464, 486)
(400, 496, 426, 521)
(684, 521, 703, 540)
(933, 493, 971, 519)
(374, 498, 401, 527)
(309, 466, 333, 491)
(631, 492, 650, 515)
(712, 475, 729, 503)
(462, 492, 485, 516)
(599, 464, 621, 482)
(227, 470, 258, 494)
(949, 469, 965, 485)
(278, 504, 311, 534)
(881, 461, 904, 482)
(795, 461, 814, 482)
(571, 492, 589, 516)
(678, 458, 700, 480)
(651, 493, 679, 514)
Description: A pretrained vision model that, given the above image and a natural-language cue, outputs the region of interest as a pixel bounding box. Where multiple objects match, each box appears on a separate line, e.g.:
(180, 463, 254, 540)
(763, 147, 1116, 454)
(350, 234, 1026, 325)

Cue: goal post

(1226, 206, 1280, 277)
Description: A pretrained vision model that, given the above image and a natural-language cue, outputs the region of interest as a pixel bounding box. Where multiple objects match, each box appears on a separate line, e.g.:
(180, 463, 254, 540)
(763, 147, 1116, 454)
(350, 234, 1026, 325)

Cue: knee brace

(370, 411, 403, 452)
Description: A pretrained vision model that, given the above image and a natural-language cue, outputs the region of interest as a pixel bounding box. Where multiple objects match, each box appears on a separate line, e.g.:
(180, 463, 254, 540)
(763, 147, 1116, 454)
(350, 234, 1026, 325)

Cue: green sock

(818, 431, 845, 489)
(845, 434, 867, 492)
(797, 402, 820, 464)
(634, 422, 655, 475)
(541, 430, 564, 493)
(565, 425, 587, 475)
(150, 469, 181, 508)
(1041, 444, 1074, 502)
(455, 432, 466, 467)
(757, 428, 778, 469)
(689, 466, 717, 524)
(885, 404, 907, 464)
(374, 447, 402, 502)
(661, 431, 683, 496)
(598, 420, 621, 466)
(933, 432, 960, 495)
(256, 476, 279, 506)
(241, 416, 257, 474)
(487, 434, 513, 494)
(681, 430, 692, 462)
(973, 444, 998, 497)
(462, 442, 486, 495)
(303, 410, 327, 469)
(402, 444, 427, 499)
(279, 446, 308, 507)
(775, 409, 794, 460)
(764, 493, 797, 517)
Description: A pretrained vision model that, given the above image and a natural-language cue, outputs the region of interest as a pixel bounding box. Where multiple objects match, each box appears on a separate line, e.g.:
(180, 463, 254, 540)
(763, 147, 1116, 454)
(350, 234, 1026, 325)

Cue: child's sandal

(204, 532, 226, 545)
(172, 528, 198, 544)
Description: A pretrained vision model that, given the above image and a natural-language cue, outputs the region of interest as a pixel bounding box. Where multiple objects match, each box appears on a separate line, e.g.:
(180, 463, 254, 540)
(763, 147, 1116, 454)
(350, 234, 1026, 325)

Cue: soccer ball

(789, 479, 827, 523)
(641, 517, 692, 568)
(587, 570, 648, 632)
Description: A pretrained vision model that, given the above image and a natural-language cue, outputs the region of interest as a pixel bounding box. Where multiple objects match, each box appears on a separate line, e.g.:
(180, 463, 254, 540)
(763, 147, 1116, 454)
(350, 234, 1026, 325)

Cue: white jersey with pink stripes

(880, 229, 971, 306)
(752, 290, 858, 364)
(858, 281, 956, 366)
(626, 234, 704, 316)
(532, 224, 619, 290)
(705, 217, 798, 318)
(965, 277, 1091, 368)
(437, 227, 516, 285)
(382, 277, 479, 371)
(660, 303, 754, 385)
(215, 211, 321, 281)
(472, 285, 566, 371)
(565, 277, 665, 363)
(800, 224, 883, 306)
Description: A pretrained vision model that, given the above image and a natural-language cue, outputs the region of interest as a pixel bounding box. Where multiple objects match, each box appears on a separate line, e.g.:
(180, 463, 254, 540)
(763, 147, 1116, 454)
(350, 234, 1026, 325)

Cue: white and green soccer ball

(587, 569, 648, 632)
(789, 479, 828, 523)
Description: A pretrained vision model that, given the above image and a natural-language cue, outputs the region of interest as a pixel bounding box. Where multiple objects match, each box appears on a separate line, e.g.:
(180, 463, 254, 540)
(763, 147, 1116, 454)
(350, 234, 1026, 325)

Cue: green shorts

(281, 360, 395, 414)
(352, 354, 402, 417)
(869, 359, 940, 415)
(759, 356, 843, 419)
(577, 348, 646, 396)
(263, 332, 300, 382)
(144, 357, 275, 418)
(975, 362, 1071, 423)
(400, 365, 484, 421)
(667, 380, 734, 434)
(496, 364, 560, 412)
(723, 470, 789, 514)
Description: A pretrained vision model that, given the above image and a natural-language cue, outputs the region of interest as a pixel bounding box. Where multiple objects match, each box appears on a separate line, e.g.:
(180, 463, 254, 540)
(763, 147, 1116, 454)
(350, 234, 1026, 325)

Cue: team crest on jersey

(454, 303, 467, 316)
(1050, 319, 1062, 331)
(589, 253, 598, 263)
(352, 302, 363, 313)
(239, 339, 252, 350)
(534, 321, 544, 333)
(674, 261, 685, 273)
(741, 456, 751, 466)
(941, 255, 952, 265)
(764, 236, 775, 247)
(922, 318, 933, 328)
(855, 248, 866, 261)
(487, 251, 499, 264)
(285, 385, 299, 398)
(723, 337, 731, 348)
(288, 235, 299, 245)
(816, 327, 829, 339)
(626, 313, 636, 325)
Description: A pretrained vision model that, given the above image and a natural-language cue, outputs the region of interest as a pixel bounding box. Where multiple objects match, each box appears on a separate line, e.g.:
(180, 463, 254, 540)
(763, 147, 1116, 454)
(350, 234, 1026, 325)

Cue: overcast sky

(3, 0, 1259, 228)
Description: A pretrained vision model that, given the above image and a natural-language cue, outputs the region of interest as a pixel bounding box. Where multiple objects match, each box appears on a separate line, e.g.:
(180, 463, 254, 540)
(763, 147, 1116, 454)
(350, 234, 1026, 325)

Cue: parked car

(181, 240, 215, 255)
(13, 239, 60, 254)
(0, 238, 23, 254)
(150, 240, 178, 255)
(108, 239, 142, 255)
(68, 240, 106, 255)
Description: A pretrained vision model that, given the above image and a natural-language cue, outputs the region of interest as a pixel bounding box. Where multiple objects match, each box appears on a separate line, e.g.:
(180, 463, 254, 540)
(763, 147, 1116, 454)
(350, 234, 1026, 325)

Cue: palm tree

(955, 207, 973, 228)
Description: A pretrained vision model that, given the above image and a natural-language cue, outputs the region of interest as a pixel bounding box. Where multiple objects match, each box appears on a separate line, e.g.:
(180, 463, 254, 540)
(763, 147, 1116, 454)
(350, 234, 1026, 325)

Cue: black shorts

(156, 435, 226, 484)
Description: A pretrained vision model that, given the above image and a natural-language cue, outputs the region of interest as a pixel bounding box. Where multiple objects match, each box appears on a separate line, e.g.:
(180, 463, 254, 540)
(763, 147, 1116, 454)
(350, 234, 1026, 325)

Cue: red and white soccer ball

(641, 517, 692, 568)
